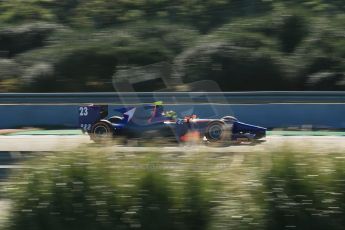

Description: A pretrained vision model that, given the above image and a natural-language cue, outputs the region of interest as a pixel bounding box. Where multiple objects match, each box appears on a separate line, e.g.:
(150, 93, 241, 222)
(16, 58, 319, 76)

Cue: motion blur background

(1, 2, 345, 230)
(0, 0, 344, 92)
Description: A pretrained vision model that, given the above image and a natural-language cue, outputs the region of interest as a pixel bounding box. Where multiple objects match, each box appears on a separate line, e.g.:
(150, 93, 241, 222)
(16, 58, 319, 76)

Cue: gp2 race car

(79, 102, 266, 145)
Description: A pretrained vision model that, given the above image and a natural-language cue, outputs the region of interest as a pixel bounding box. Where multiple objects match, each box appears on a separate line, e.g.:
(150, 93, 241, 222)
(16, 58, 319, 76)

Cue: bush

(14, 24, 198, 92)
(135, 172, 175, 230)
(295, 20, 345, 69)
(263, 151, 345, 230)
(0, 0, 55, 24)
(0, 23, 61, 58)
(5, 148, 345, 230)
(180, 175, 213, 230)
(212, 12, 308, 53)
(305, 72, 345, 90)
(175, 42, 292, 91)
(5, 150, 215, 230)
(7, 152, 126, 230)
(0, 59, 22, 79)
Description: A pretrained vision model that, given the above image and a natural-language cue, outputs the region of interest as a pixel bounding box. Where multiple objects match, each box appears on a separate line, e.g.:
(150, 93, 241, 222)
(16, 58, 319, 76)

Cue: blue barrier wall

(0, 105, 79, 129)
(1, 104, 344, 129)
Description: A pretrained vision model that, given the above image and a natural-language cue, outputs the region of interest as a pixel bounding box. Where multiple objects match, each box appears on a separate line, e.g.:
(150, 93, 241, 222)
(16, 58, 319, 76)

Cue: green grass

(3, 150, 217, 230)
(2, 146, 345, 230)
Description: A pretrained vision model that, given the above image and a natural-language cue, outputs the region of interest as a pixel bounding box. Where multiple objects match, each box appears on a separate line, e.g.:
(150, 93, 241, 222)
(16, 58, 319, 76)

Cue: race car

(78, 102, 266, 145)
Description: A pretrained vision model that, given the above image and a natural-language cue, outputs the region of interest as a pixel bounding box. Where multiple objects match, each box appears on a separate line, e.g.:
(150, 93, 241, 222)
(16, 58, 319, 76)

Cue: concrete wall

(1, 104, 344, 129)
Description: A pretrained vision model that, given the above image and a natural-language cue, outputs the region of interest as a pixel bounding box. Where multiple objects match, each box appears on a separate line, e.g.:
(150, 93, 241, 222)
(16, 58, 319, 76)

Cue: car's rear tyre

(90, 121, 113, 143)
(204, 120, 231, 146)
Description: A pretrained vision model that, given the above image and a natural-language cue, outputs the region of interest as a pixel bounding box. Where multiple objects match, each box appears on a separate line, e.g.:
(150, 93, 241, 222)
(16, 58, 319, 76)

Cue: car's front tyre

(204, 120, 231, 146)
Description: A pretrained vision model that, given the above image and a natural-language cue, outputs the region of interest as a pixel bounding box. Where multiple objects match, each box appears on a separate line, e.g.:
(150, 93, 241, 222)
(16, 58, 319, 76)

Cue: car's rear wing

(78, 105, 108, 132)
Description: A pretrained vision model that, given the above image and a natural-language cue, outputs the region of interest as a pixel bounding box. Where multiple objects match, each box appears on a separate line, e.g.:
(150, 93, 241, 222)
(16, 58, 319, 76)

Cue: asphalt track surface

(0, 134, 344, 153)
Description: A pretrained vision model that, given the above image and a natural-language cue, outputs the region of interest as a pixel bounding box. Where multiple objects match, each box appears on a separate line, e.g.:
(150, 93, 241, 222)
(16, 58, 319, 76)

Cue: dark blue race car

(79, 102, 266, 145)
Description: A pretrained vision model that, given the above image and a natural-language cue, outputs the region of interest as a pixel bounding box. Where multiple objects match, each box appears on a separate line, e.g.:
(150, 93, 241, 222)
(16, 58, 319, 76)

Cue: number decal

(80, 124, 91, 131)
(79, 107, 83, 116)
(79, 107, 88, 116)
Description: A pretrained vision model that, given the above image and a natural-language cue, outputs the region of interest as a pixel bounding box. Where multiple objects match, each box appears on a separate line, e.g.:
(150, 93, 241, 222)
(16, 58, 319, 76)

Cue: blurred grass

(263, 151, 345, 230)
(2, 147, 345, 229)
(3, 150, 220, 230)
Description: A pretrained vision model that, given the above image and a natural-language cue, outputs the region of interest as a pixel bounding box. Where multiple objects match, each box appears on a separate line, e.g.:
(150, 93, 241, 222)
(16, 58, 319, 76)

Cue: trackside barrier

(0, 103, 344, 129)
(0, 92, 344, 129)
(0, 91, 345, 104)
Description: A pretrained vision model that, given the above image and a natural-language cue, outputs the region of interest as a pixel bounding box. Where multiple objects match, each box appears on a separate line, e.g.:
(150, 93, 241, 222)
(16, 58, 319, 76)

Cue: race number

(79, 107, 88, 116)
(80, 124, 91, 131)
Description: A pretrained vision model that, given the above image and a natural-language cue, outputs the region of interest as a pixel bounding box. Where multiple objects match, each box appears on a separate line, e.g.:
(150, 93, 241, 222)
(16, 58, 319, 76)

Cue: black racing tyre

(90, 121, 113, 143)
(205, 120, 231, 144)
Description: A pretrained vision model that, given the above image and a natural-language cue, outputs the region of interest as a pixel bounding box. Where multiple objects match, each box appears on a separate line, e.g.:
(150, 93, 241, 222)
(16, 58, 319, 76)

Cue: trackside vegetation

(0, 1, 344, 92)
(3, 147, 345, 230)
(4, 150, 217, 230)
